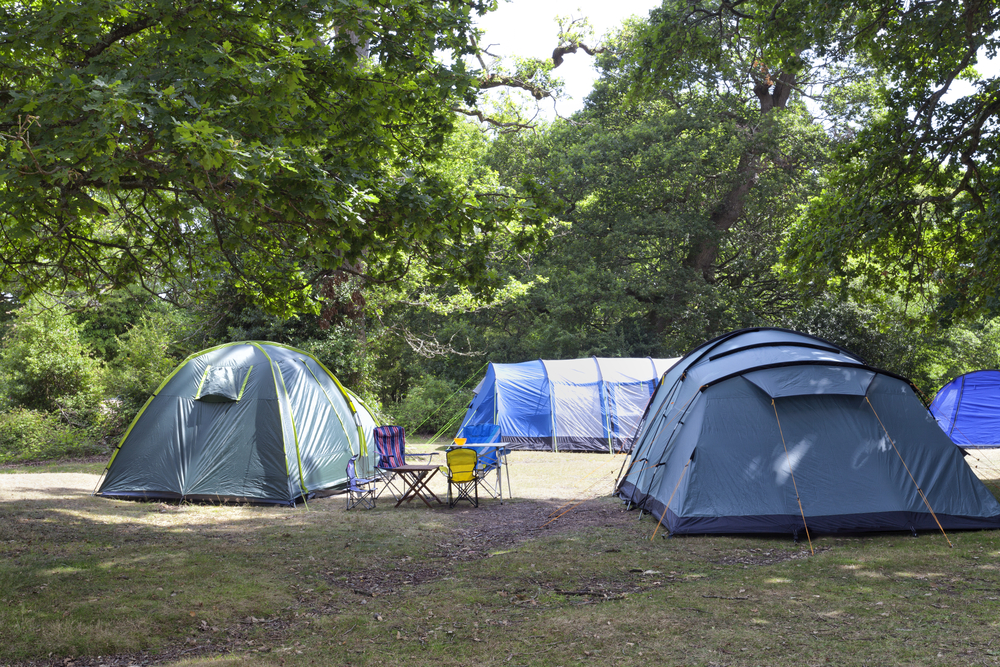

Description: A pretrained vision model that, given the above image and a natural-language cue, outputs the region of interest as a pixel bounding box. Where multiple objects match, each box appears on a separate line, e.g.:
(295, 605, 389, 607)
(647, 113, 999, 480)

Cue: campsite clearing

(2, 451, 1000, 667)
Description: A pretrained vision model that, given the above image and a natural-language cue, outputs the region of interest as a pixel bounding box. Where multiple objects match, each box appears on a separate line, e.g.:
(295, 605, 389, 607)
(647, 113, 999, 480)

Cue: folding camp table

(383, 464, 443, 508)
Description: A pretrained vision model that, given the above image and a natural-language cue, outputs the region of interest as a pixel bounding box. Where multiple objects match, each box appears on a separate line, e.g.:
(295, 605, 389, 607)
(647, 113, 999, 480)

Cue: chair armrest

(406, 452, 439, 460)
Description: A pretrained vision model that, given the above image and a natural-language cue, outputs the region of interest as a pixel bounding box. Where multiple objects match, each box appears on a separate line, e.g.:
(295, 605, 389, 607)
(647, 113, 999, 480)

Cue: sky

(474, 0, 661, 117)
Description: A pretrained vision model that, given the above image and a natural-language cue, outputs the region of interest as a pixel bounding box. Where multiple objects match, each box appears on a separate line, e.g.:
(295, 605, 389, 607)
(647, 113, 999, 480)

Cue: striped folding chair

(373, 425, 437, 499)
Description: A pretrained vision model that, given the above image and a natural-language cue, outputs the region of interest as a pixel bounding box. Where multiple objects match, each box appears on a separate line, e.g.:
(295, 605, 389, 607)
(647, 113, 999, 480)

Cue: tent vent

(196, 366, 250, 403)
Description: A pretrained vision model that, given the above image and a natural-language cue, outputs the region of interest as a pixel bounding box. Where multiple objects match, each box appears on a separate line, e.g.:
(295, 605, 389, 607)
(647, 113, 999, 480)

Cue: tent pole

(91, 470, 108, 497)
(252, 342, 310, 504)
(615, 368, 669, 484)
(948, 375, 966, 440)
(771, 399, 814, 555)
(621, 389, 703, 521)
(865, 396, 954, 548)
(593, 356, 613, 454)
(616, 373, 685, 485)
(639, 393, 704, 534)
(540, 359, 558, 453)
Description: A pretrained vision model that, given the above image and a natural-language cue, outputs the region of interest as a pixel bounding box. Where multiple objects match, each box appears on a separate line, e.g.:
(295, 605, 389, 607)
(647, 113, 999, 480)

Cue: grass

(1, 451, 999, 666)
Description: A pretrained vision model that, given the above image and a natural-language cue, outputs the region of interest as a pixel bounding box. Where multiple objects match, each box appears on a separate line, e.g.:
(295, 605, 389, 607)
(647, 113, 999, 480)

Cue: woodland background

(2, 0, 999, 463)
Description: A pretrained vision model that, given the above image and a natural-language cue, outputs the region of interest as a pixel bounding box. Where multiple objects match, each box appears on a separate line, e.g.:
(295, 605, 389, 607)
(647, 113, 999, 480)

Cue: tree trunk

(684, 70, 795, 282)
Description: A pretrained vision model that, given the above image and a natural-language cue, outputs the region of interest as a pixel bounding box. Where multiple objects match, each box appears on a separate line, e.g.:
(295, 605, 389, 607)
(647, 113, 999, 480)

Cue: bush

(388, 375, 471, 437)
(0, 297, 105, 415)
(0, 408, 101, 463)
(107, 314, 179, 416)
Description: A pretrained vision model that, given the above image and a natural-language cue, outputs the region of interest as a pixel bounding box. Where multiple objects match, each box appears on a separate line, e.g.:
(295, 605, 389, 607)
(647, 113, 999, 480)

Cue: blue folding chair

(455, 424, 510, 503)
(346, 454, 376, 510)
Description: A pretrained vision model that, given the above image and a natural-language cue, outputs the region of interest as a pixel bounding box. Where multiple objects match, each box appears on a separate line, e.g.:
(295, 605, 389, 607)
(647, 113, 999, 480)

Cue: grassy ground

(1, 450, 999, 667)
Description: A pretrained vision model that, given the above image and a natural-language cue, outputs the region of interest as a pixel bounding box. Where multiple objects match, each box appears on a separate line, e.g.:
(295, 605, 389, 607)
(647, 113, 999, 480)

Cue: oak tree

(0, 0, 546, 316)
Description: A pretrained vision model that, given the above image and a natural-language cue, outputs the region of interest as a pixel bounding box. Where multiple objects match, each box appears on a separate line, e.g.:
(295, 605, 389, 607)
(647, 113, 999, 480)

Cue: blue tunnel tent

(96, 342, 379, 506)
(458, 357, 680, 453)
(930, 370, 1000, 448)
(616, 328, 1000, 536)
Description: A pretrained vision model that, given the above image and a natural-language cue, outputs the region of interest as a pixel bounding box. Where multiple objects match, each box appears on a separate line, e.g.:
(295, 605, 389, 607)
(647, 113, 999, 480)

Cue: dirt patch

(0, 471, 102, 502)
(321, 498, 632, 599)
(3, 472, 635, 667)
(429, 497, 630, 557)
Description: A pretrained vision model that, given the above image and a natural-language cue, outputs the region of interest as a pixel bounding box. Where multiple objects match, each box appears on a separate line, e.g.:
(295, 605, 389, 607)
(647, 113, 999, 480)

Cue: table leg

(394, 471, 422, 508)
(393, 470, 442, 508)
(407, 469, 442, 507)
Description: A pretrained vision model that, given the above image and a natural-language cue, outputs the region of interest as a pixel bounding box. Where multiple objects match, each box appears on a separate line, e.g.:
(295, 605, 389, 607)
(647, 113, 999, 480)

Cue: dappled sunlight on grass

(856, 571, 888, 579)
(41, 565, 86, 576)
(5, 454, 1000, 666)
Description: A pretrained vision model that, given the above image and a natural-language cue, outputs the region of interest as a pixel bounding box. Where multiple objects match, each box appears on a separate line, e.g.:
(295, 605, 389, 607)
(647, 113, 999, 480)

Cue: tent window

(196, 365, 252, 403)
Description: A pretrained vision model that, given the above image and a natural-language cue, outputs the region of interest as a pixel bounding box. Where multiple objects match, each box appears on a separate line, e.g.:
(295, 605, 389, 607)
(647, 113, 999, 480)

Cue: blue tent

(458, 357, 679, 453)
(617, 329, 1000, 536)
(930, 370, 1000, 448)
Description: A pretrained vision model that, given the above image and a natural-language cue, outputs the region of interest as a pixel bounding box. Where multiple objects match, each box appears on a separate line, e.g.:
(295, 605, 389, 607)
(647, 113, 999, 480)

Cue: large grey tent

(97, 342, 378, 506)
(616, 328, 1000, 536)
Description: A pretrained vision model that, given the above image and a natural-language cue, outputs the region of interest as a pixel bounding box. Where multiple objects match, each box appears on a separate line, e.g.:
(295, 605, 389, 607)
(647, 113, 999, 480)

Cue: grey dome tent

(616, 328, 1000, 537)
(96, 342, 378, 506)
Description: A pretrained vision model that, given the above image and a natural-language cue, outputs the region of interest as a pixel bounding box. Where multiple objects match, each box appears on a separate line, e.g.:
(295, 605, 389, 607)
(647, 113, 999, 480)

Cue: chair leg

(347, 486, 376, 510)
(376, 471, 402, 500)
(448, 479, 478, 508)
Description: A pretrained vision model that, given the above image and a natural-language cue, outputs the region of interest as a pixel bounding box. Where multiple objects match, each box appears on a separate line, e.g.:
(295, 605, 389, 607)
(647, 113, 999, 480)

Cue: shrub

(0, 408, 101, 463)
(107, 314, 179, 419)
(0, 298, 105, 415)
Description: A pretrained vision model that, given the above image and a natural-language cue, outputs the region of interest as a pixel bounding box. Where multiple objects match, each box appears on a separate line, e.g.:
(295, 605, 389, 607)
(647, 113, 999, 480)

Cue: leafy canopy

(0, 0, 545, 316)
(765, 0, 1000, 321)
